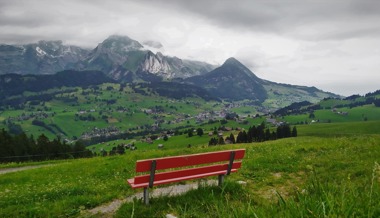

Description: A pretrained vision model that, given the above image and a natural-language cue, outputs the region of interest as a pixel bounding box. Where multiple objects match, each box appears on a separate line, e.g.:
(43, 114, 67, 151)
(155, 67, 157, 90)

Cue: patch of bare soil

(257, 171, 306, 202)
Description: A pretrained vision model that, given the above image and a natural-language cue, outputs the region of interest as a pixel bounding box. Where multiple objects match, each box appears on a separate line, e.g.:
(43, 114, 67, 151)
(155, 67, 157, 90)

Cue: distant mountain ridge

(184, 57, 339, 103)
(0, 35, 215, 80)
(0, 35, 340, 105)
(0, 40, 89, 75)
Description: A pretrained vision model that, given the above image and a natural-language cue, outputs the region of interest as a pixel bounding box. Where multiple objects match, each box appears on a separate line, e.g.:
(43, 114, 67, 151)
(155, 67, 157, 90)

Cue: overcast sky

(1, 0, 380, 96)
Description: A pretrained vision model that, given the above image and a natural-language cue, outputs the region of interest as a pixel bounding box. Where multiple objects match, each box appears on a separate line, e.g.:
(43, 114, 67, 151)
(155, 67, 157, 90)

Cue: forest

(0, 129, 92, 163)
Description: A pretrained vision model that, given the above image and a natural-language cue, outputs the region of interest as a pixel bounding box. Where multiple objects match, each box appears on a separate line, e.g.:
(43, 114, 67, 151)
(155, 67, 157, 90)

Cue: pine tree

(196, 128, 204, 136)
(292, 126, 298, 137)
(229, 133, 235, 144)
(208, 137, 218, 146)
(242, 131, 248, 143)
(188, 129, 193, 137)
(236, 132, 243, 143)
(218, 137, 225, 145)
(265, 129, 271, 141)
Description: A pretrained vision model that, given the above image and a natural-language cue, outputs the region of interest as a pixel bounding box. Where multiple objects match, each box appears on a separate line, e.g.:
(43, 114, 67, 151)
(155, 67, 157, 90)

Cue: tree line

(209, 123, 297, 146)
(0, 129, 93, 163)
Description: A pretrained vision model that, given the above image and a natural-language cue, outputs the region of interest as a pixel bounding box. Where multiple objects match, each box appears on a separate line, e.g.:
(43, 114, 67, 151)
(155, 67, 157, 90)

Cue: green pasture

(87, 133, 213, 153)
(319, 98, 350, 108)
(282, 105, 380, 124)
(230, 106, 257, 115)
(297, 120, 380, 137)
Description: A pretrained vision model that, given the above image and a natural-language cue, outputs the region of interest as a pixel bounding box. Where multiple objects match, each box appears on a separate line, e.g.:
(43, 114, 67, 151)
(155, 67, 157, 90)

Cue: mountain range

(0, 35, 340, 105)
(0, 35, 215, 80)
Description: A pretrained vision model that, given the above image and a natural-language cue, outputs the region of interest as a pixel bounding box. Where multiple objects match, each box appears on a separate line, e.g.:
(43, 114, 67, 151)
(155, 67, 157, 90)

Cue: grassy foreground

(0, 123, 380, 217)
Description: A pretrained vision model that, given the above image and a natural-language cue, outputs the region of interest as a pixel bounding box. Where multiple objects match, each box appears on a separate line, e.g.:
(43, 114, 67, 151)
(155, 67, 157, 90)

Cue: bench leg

(144, 187, 149, 205)
(218, 175, 224, 187)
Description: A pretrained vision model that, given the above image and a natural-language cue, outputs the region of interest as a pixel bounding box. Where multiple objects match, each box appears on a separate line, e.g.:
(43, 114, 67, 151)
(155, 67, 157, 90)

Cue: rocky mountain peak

(0, 35, 214, 80)
(223, 57, 241, 66)
(185, 57, 266, 101)
(221, 57, 260, 80)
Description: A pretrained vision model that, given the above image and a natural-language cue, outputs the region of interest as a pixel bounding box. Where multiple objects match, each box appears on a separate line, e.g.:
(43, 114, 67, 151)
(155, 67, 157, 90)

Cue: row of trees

(209, 123, 297, 146)
(0, 129, 93, 163)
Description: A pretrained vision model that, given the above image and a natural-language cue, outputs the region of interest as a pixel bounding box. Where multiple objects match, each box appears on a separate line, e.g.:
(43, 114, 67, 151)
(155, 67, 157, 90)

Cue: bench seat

(127, 149, 246, 204)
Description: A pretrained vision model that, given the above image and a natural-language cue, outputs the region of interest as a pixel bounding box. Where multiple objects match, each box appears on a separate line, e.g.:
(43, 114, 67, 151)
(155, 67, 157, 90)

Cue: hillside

(271, 90, 380, 124)
(0, 70, 113, 104)
(1, 121, 379, 217)
(0, 67, 377, 145)
(262, 81, 340, 110)
(0, 77, 228, 143)
(185, 57, 338, 104)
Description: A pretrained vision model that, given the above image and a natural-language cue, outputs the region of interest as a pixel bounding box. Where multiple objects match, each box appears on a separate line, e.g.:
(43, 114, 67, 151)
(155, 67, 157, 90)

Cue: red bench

(127, 149, 246, 204)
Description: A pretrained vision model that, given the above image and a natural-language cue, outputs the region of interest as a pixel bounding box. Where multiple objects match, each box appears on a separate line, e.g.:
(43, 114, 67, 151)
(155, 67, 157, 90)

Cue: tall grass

(116, 163, 380, 218)
(270, 167, 380, 218)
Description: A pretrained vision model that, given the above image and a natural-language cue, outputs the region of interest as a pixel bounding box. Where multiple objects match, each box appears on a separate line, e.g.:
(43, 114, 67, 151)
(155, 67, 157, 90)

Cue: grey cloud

(143, 40, 163, 49)
(0, 0, 379, 96)
(0, 1, 60, 27)
(0, 33, 42, 45)
(139, 0, 380, 40)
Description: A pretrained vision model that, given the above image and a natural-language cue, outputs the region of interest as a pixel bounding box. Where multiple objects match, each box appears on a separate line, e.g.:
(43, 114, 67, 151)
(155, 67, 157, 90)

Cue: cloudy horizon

(1, 0, 380, 96)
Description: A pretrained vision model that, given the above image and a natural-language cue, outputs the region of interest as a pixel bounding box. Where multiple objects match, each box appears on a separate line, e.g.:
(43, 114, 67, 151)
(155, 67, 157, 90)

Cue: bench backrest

(130, 149, 245, 188)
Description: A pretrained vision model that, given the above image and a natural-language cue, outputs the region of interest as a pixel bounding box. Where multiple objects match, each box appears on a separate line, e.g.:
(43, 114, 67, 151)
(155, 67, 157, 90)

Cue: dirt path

(0, 164, 53, 175)
(85, 180, 219, 217)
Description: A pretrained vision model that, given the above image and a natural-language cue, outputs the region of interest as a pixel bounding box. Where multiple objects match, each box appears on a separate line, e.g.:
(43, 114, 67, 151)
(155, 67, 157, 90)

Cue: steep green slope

(273, 91, 380, 124)
(1, 121, 379, 217)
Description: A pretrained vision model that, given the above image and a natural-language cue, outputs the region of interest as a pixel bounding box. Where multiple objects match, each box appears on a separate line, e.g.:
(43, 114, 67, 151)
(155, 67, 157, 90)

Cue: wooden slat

(127, 178, 134, 186)
(129, 169, 239, 189)
(134, 161, 242, 184)
(135, 149, 245, 172)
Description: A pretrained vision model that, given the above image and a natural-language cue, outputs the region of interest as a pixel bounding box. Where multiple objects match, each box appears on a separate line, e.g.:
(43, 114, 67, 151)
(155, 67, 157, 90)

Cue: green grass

(230, 106, 257, 115)
(0, 157, 130, 217)
(115, 135, 380, 217)
(282, 105, 380, 124)
(297, 121, 380, 137)
(1, 121, 380, 217)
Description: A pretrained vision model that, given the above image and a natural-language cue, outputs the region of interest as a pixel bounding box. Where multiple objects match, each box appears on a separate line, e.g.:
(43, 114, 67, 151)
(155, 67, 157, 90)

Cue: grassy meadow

(281, 105, 380, 124)
(1, 121, 380, 217)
